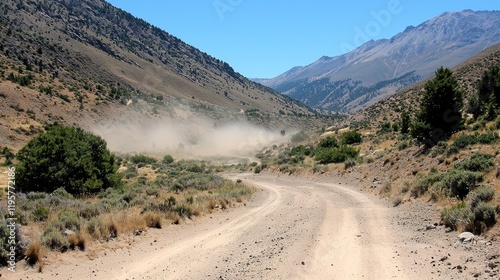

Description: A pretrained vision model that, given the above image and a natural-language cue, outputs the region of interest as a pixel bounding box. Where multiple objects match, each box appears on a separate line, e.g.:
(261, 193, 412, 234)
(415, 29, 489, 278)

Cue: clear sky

(106, 0, 499, 79)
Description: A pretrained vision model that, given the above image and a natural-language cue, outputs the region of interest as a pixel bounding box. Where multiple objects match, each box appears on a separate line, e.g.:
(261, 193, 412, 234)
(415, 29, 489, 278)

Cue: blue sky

(106, 0, 499, 79)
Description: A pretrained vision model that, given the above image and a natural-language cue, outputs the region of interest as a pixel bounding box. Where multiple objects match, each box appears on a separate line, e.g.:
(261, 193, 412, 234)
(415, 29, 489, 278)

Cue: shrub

(162, 155, 174, 164)
(86, 217, 109, 240)
(78, 204, 102, 219)
(130, 154, 157, 165)
(42, 228, 69, 252)
(25, 240, 42, 266)
(473, 202, 496, 227)
(143, 212, 162, 229)
(33, 206, 49, 222)
(469, 186, 495, 208)
(318, 137, 339, 149)
(454, 153, 494, 172)
(441, 202, 474, 231)
(435, 170, 484, 200)
(412, 172, 444, 198)
(315, 146, 359, 164)
(340, 131, 362, 145)
(174, 204, 193, 218)
(254, 165, 262, 174)
(344, 158, 358, 169)
(16, 123, 121, 195)
(0, 217, 26, 265)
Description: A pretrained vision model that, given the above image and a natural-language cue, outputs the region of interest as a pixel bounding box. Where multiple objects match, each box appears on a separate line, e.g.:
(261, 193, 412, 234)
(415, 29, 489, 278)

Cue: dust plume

(91, 116, 290, 160)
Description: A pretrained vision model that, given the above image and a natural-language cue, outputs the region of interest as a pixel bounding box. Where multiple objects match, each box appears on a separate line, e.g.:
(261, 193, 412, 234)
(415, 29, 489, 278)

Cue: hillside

(256, 10, 500, 112)
(0, 0, 319, 150)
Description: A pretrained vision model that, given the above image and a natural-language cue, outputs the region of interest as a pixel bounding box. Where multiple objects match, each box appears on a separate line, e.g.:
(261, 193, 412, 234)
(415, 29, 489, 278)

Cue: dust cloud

(91, 116, 291, 161)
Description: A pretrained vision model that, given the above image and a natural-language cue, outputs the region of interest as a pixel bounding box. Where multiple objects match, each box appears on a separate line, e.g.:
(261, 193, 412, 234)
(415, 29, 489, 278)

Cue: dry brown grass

(143, 212, 162, 229)
(25, 240, 43, 267)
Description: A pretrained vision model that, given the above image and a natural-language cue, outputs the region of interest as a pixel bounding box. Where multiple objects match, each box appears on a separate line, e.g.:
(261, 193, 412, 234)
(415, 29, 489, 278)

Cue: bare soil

(3, 173, 499, 279)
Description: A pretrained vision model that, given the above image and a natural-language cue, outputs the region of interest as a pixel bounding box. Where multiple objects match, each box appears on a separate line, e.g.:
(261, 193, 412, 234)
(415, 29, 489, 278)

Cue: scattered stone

(440, 256, 448, 262)
(457, 232, 475, 243)
(134, 230, 143, 236)
(301, 261, 305, 265)
(64, 229, 76, 236)
(425, 224, 436, 230)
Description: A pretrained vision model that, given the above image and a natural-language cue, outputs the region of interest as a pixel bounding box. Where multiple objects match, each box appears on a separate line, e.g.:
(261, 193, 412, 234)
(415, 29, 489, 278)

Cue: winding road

(11, 174, 436, 280)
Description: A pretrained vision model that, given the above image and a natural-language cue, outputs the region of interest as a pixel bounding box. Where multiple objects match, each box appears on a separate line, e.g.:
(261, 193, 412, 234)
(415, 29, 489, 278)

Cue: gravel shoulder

(4, 173, 499, 279)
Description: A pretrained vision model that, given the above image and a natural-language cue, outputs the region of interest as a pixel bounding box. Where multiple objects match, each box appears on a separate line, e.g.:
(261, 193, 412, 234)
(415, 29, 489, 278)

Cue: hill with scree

(0, 0, 321, 151)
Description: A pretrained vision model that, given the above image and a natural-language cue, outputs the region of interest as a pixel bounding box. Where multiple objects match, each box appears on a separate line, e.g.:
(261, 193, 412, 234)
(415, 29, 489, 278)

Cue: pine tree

(411, 67, 463, 146)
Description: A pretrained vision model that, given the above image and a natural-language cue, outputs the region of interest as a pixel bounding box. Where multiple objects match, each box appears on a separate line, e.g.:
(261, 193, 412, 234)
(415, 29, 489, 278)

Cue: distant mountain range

(255, 10, 500, 112)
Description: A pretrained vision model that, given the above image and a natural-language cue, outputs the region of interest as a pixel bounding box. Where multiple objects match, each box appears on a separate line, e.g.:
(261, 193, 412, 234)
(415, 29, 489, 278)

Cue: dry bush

(25, 240, 43, 267)
(143, 212, 162, 229)
(116, 212, 147, 233)
(68, 232, 86, 251)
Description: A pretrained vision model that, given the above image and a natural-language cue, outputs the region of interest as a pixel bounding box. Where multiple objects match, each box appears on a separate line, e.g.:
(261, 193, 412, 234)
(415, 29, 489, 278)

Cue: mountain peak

(257, 10, 500, 112)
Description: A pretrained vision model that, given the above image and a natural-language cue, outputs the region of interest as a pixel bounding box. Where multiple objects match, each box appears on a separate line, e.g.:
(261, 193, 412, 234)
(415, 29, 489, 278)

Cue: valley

(0, 0, 499, 279)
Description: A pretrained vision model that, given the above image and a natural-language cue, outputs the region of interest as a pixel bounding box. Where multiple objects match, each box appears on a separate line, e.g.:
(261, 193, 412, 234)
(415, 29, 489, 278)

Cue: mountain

(345, 42, 500, 133)
(256, 10, 500, 112)
(0, 0, 318, 149)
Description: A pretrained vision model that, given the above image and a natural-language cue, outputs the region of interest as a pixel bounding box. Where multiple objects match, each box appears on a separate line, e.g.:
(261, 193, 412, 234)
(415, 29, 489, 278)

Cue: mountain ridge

(0, 0, 322, 149)
(256, 10, 500, 112)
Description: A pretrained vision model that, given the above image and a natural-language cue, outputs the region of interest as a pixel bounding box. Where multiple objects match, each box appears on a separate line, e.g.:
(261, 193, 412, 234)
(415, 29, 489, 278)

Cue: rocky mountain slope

(256, 10, 500, 112)
(0, 0, 318, 150)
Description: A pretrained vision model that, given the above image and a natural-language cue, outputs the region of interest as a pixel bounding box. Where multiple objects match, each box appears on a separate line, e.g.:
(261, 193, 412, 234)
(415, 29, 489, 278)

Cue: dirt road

(8, 173, 491, 279)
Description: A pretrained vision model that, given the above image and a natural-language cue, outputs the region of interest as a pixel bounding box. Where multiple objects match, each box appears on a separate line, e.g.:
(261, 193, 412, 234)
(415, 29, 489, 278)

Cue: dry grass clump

(25, 240, 43, 267)
(68, 232, 86, 251)
(143, 212, 162, 229)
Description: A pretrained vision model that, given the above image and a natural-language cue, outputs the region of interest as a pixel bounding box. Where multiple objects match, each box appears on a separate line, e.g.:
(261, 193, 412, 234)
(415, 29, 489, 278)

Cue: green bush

(254, 165, 262, 174)
(315, 146, 359, 164)
(318, 137, 339, 149)
(130, 154, 157, 165)
(470, 186, 495, 208)
(42, 227, 69, 252)
(340, 131, 362, 145)
(441, 202, 474, 231)
(162, 155, 174, 164)
(451, 132, 499, 152)
(33, 206, 49, 222)
(434, 170, 483, 200)
(16, 123, 121, 195)
(412, 172, 444, 198)
(454, 153, 494, 172)
(0, 215, 26, 265)
(473, 202, 496, 227)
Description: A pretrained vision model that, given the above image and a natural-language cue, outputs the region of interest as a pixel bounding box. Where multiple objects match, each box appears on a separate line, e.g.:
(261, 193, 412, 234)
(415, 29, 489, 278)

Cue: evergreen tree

(478, 65, 500, 120)
(400, 111, 410, 135)
(411, 67, 463, 146)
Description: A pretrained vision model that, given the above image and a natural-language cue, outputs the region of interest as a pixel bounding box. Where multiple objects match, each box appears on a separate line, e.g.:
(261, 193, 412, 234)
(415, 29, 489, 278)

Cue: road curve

(10, 174, 424, 280)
